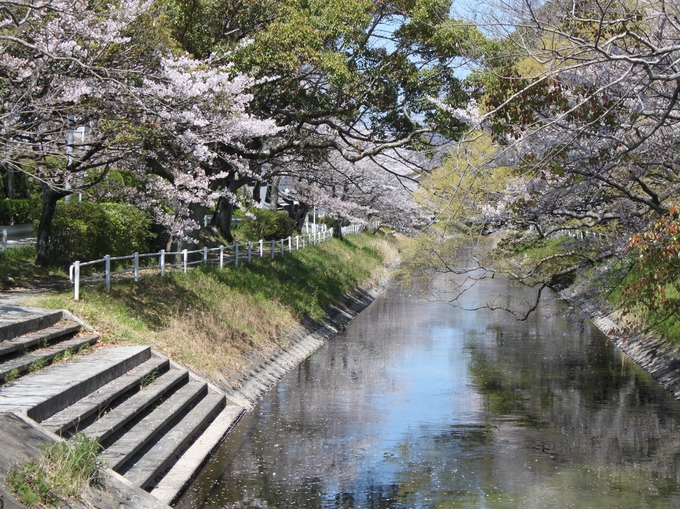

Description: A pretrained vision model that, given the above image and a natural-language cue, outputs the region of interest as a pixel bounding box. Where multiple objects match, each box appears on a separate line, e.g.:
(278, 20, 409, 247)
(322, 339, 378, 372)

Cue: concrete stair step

(0, 321, 82, 358)
(0, 346, 151, 422)
(100, 379, 207, 471)
(0, 308, 63, 341)
(41, 356, 170, 436)
(150, 404, 245, 505)
(122, 391, 226, 489)
(0, 333, 99, 384)
(80, 368, 189, 444)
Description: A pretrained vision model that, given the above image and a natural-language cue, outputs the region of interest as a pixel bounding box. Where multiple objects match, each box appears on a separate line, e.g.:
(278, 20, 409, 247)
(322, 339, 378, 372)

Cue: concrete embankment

(214, 285, 384, 410)
(560, 285, 680, 402)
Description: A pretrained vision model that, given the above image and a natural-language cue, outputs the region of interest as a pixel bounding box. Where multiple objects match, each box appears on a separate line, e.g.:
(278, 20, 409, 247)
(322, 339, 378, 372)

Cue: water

(178, 274, 680, 508)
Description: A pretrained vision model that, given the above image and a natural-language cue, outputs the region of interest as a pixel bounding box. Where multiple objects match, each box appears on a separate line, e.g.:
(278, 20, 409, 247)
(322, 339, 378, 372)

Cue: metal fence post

(203, 246, 208, 265)
(74, 261, 80, 301)
(134, 252, 139, 282)
(295, 236, 299, 251)
(183, 249, 188, 273)
(288, 236, 292, 252)
(1, 228, 6, 253)
(160, 249, 166, 276)
(248, 242, 252, 263)
(270, 240, 275, 259)
(105, 255, 111, 291)
(259, 239, 263, 257)
(235, 243, 239, 267)
(220, 246, 224, 269)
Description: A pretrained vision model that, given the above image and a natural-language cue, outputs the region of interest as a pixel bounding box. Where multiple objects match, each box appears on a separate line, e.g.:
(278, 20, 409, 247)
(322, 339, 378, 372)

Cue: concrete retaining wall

(560, 285, 680, 402)
(216, 285, 385, 410)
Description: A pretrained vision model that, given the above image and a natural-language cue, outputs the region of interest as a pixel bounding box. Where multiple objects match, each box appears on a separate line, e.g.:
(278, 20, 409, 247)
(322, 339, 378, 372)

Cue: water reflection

(178, 274, 680, 509)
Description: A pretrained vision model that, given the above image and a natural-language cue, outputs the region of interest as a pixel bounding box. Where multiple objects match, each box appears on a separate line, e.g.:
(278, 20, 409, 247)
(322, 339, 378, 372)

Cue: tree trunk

(252, 181, 262, 205)
(35, 184, 66, 266)
(7, 167, 14, 200)
(290, 203, 310, 232)
(188, 202, 206, 240)
(332, 218, 344, 240)
(269, 176, 280, 211)
(211, 196, 235, 242)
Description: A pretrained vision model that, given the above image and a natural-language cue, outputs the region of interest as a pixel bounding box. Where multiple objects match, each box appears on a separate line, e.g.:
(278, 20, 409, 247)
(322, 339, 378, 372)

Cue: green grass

(53, 348, 74, 364)
(140, 370, 160, 389)
(23, 233, 399, 381)
(0, 246, 68, 290)
(4, 368, 20, 383)
(605, 258, 680, 345)
(28, 358, 47, 373)
(7, 433, 105, 507)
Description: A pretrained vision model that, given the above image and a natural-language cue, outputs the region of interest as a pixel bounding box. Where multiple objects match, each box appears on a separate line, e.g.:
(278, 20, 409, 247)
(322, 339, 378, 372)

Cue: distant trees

(411, 0, 680, 291)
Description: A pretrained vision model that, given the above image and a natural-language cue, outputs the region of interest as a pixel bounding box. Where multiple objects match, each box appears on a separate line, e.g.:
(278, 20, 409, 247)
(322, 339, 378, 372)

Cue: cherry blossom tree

(128, 55, 281, 242)
(1, 0, 282, 262)
(162, 0, 484, 223)
(416, 0, 680, 311)
(1, 0, 158, 264)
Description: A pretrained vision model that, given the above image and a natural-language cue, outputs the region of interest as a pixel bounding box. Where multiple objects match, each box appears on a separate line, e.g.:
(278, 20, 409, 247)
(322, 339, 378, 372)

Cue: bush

(0, 198, 41, 225)
(48, 201, 153, 265)
(239, 208, 296, 241)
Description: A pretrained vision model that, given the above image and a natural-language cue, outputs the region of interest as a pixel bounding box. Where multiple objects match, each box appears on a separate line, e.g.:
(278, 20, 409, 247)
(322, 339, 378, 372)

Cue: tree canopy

(406, 0, 680, 320)
(2, 0, 489, 264)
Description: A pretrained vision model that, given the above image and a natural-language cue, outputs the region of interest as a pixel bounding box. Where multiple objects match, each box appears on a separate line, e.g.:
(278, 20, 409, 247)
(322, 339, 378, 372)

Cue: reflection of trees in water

(463, 308, 680, 499)
(184, 279, 680, 509)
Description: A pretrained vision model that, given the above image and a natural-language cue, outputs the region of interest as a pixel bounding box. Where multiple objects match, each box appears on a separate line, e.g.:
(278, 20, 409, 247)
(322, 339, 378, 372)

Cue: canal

(178, 273, 680, 508)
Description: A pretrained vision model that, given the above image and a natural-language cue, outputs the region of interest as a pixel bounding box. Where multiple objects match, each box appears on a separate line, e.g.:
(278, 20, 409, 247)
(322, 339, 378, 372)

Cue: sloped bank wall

(560, 286, 680, 402)
(213, 282, 388, 410)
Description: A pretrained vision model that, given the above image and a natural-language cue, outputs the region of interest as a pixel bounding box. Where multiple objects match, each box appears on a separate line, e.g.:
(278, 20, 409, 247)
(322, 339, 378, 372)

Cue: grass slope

(20, 233, 399, 382)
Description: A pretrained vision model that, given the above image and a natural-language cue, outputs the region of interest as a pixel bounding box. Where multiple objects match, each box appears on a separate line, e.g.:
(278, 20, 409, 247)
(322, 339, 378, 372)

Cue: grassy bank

(20, 232, 399, 382)
(486, 231, 680, 346)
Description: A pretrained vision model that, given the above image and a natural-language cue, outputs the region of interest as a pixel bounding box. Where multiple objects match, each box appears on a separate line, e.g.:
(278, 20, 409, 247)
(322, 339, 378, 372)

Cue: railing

(547, 229, 608, 241)
(70, 224, 382, 300)
(341, 224, 364, 235)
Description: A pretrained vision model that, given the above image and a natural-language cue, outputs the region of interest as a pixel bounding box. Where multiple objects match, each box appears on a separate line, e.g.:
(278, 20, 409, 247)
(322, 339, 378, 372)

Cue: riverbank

(559, 282, 680, 402)
(481, 230, 680, 404)
(0, 233, 400, 508)
(19, 233, 399, 391)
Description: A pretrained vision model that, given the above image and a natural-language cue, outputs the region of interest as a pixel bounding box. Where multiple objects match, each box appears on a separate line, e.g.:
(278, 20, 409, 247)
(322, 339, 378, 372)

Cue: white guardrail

(69, 223, 371, 301)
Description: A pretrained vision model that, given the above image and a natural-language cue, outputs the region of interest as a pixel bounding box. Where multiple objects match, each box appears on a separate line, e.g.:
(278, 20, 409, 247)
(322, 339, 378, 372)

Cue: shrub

(48, 201, 153, 266)
(239, 208, 296, 241)
(0, 199, 41, 225)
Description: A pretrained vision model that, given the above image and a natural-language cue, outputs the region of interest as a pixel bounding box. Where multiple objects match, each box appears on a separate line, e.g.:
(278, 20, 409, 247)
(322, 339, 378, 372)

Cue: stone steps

(0, 333, 100, 383)
(0, 307, 96, 384)
(0, 307, 63, 341)
(78, 367, 189, 444)
(149, 404, 244, 505)
(121, 391, 226, 488)
(0, 322, 81, 357)
(41, 356, 170, 436)
(0, 306, 246, 505)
